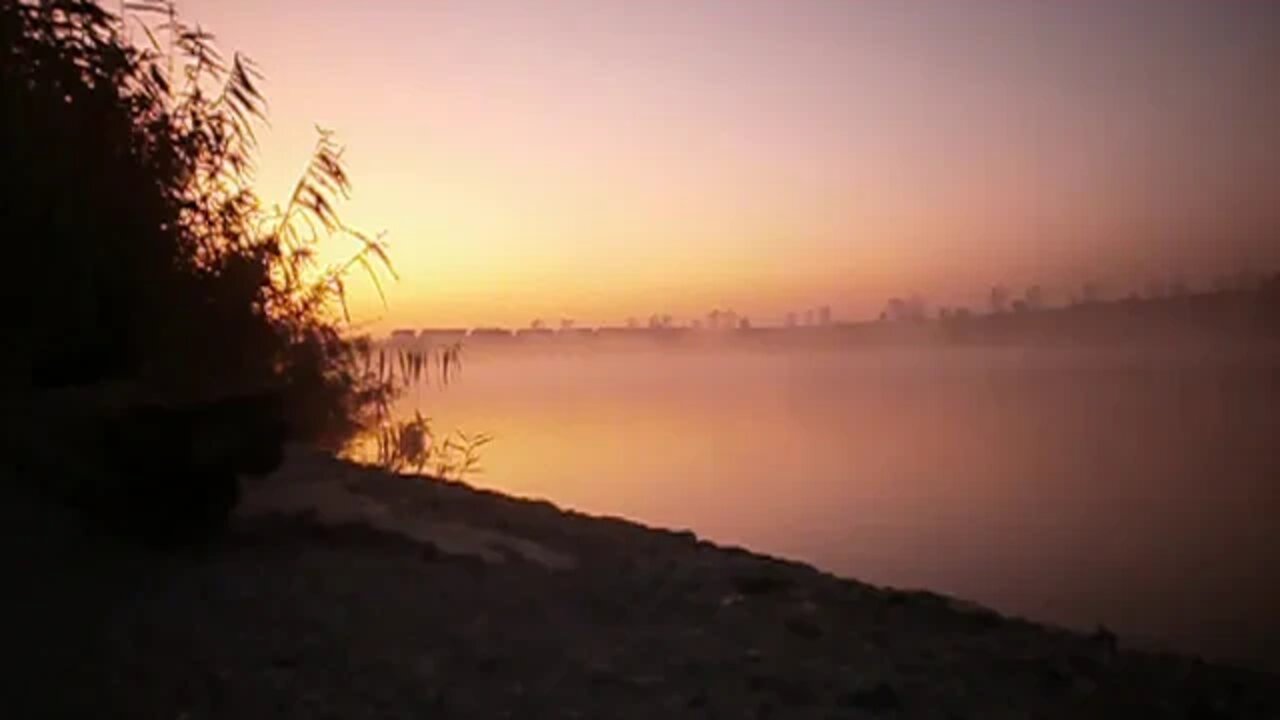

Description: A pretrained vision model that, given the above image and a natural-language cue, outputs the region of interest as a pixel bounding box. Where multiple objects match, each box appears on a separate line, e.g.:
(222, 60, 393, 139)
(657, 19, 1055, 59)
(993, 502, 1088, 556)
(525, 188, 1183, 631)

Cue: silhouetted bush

(2, 0, 398, 537)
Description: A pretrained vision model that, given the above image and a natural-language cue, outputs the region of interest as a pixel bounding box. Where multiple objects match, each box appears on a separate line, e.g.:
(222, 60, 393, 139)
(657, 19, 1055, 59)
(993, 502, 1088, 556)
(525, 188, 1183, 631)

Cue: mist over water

(392, 340, 1280, 669)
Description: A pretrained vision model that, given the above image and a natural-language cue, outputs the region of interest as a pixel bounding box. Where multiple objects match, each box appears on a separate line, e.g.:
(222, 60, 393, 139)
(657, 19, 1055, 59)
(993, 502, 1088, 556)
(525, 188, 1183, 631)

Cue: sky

(177, 0, 1280, 330)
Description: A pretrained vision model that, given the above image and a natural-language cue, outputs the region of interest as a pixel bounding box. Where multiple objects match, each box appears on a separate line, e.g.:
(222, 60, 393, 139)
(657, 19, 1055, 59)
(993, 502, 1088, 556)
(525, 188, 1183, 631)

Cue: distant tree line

(881, 274, 1278, 324)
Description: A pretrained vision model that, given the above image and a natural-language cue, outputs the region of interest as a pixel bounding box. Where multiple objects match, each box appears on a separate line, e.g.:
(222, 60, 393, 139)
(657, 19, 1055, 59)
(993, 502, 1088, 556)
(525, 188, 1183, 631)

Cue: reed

(5, 0, 491, 492)
(355, 341, 490, 480)
(5, 0, 401, 450)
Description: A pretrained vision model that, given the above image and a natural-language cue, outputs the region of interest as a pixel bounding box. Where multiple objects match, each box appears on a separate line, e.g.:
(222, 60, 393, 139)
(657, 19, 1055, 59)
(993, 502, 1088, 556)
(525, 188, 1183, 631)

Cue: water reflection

(394, 344, 1280, 669)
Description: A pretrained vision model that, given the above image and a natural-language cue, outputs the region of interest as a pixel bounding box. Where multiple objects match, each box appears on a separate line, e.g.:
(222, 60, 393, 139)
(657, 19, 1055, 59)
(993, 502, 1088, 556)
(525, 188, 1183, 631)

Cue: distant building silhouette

(469, 328, 513, 341)
(785, 312, 798, 328)
(818, 306, 832, 326)
(1025, 285, 1044, 311)
(389, 329, 419, 347)
(419, 328, 467, 345)
(989, 286, 1009, 314)
(885, 296, 926, 322)
(516, 326, 553, 339)
(645, 314, 675, 330)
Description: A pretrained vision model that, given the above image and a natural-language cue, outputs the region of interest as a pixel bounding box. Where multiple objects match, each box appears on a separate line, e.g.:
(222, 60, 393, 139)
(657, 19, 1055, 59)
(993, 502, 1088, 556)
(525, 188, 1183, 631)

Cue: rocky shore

(8, 449, 1279, 719)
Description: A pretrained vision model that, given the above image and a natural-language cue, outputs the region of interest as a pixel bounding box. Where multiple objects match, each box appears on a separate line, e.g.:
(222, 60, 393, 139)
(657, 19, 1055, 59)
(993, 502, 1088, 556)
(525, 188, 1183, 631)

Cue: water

(394, 341, 1280, 670)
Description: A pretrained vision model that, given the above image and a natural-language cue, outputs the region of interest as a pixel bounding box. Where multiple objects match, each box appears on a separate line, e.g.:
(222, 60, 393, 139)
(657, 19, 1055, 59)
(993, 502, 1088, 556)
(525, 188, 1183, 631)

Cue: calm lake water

(393, 342, 1280, 670)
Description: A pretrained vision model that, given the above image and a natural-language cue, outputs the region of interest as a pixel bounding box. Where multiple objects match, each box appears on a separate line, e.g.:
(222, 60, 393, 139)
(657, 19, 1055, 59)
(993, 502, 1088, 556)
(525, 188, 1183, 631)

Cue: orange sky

(180, 0, 1280, 330)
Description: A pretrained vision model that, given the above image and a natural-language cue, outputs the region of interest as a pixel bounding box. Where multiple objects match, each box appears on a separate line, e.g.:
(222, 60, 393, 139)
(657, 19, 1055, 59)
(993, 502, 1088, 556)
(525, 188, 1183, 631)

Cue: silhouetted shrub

(2, 0, 399, 536)
(5, 0, 394, 436)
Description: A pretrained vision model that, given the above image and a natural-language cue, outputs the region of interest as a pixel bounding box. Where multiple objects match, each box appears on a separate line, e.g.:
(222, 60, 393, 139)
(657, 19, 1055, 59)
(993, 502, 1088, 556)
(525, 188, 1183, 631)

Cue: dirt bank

(7, 450, 1278, 718)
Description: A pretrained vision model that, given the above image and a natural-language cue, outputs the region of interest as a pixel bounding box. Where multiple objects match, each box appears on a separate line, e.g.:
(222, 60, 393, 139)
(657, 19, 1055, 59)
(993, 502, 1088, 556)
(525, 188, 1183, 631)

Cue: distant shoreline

(386, 285, 1280, 351)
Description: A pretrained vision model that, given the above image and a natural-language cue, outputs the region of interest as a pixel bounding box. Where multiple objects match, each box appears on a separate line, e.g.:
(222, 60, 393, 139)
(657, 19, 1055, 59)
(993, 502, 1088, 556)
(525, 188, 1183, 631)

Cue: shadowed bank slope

(6, 450, 1279, 719)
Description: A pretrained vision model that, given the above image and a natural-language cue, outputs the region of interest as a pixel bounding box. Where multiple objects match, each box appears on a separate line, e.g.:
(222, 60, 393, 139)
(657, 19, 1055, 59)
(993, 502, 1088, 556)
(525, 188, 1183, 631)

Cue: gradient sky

(180, 0, 1280, 329)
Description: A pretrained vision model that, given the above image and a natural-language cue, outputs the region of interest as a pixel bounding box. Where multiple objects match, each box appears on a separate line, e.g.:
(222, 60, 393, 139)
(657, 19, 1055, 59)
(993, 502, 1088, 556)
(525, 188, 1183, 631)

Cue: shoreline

(10, 449, 1280, 718)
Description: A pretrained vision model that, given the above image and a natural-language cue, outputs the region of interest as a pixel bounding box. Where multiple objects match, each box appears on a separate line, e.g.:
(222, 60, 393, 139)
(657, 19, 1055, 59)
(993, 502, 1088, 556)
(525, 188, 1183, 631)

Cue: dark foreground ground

(6, 450, 1279, 719)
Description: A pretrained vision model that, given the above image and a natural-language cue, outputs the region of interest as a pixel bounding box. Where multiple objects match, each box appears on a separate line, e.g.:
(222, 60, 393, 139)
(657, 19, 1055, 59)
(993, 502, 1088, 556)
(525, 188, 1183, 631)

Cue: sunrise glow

(182, 0, 1280, 331)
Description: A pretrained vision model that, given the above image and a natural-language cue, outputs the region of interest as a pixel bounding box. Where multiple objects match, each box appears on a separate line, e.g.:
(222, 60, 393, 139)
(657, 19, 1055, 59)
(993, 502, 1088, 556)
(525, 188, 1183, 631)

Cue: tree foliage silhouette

(3, 0, 394, 449)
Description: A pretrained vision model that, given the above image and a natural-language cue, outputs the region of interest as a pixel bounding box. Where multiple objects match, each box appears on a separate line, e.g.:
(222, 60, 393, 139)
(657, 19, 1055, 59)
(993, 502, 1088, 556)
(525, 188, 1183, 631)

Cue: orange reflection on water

(392, 343, 1280, 669)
